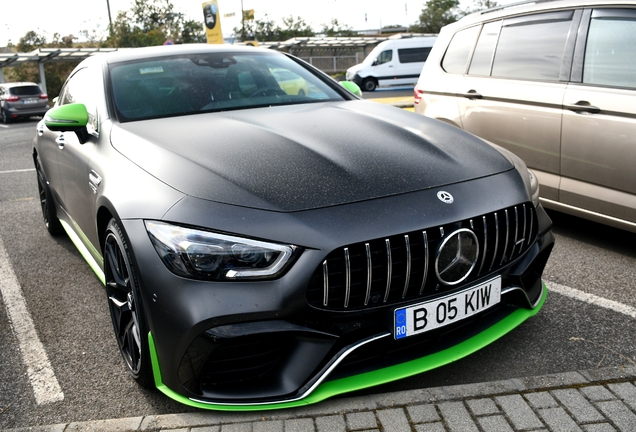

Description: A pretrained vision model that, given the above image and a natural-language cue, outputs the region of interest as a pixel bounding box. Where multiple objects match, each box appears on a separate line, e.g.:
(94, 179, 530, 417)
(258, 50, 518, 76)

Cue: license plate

(394, 276, 501, 339)
(22, 99, 37, 104)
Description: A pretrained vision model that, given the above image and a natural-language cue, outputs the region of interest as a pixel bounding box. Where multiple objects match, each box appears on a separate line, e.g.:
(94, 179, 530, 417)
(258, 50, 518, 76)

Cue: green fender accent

(149, 284, 548, 411)
(59, 219, 105, 285)
(44, 103, 88, 132)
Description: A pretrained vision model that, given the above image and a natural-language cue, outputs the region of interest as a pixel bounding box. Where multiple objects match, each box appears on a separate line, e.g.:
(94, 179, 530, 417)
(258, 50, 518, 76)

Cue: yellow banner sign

(202, 1, 223, 44)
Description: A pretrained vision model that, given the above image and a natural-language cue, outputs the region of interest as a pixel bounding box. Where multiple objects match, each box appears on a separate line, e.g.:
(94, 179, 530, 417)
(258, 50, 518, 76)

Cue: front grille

(307, 203, 537, 311)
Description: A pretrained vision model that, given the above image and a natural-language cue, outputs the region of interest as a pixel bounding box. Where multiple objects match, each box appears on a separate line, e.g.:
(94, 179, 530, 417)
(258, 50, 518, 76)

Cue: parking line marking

(0, 124, 8, 128)
(548, 281, 636, 319)
(0, 168, 35, 175)
(0, 235, 64, 404)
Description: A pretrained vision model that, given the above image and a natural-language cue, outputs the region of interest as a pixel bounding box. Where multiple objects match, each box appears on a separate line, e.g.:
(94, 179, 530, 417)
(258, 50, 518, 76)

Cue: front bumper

(121, 172, 554, 409)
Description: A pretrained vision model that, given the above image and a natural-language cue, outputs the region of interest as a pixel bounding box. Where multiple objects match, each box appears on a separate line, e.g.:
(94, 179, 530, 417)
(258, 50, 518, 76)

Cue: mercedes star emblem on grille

(437, 191, 454, 204)
(435, 228, 479, 285)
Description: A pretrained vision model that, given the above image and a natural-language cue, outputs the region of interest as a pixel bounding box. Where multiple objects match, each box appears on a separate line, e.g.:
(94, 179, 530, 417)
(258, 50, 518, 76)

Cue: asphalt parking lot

(1, 113, 636, 430)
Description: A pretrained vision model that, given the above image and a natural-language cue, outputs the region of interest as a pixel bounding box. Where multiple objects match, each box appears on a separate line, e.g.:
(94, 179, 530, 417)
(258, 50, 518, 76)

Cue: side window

(397, 47, 432, 64)
(441, 26, 481, 74)
(468, 21, 502, 76)
(491, 11, 573, 81)
(374, 50, 393, 66)
(59, 67, 101, 133)
(583, 9, 636, 89)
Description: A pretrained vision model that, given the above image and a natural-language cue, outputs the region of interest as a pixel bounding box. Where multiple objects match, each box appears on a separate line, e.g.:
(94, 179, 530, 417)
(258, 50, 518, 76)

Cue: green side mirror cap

(340, 81, 362, 98)
(44, 103, 88, 132)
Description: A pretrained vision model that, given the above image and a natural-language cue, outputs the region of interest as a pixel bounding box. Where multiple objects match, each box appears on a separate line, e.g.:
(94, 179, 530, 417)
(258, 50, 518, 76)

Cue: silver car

(415, 0, 636, 233)
(0, 82, 49, 123)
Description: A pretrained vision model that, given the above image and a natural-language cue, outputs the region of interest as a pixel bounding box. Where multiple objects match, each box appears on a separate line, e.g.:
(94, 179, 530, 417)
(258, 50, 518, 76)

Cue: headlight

(145, 221, 296, 281)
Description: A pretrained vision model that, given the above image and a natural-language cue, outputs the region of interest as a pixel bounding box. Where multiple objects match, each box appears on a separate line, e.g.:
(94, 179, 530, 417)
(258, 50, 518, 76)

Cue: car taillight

(40, 93, 48, 100)
(414, 88, 424, 105)
(6, 95, 19, 102)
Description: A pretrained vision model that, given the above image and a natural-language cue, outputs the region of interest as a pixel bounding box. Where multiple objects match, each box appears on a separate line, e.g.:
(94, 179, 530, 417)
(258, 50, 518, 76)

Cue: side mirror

(44, 103, 90, 143)
(340, 81, 362, 98)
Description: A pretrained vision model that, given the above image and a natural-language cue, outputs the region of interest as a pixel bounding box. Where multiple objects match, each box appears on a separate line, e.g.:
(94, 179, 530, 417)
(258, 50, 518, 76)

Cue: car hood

(110, 101, 513, 212)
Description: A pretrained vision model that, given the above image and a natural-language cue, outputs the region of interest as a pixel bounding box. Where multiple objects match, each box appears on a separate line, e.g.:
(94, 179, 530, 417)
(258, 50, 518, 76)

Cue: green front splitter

(149, 284, 547, 411)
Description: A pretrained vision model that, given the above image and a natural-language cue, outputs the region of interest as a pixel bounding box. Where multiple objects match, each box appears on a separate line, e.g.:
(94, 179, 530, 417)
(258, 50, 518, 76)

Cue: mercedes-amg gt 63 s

(34, 44, 554, 410)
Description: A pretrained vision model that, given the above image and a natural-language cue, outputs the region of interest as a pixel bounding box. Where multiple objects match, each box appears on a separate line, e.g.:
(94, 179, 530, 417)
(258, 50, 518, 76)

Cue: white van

(346, 36, 437, 91)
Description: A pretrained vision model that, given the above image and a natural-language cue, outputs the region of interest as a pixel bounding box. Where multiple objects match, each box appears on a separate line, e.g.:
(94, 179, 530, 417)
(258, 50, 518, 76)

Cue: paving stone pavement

(8, 365, 636, 432)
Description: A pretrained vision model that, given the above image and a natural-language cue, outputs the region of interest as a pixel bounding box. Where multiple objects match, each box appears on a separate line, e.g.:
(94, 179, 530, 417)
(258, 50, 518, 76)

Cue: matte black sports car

(34, 44, 554, 410)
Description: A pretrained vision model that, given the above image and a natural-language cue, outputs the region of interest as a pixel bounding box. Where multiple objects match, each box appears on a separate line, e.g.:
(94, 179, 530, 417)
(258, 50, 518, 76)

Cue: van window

(468, 21, 501, 76)
(441, 26, 480, 74)
(583, 9, 636, 89)
(398, 47, 432, 63)
(374, 50, 393, 65)
(491, 11, 573, 81)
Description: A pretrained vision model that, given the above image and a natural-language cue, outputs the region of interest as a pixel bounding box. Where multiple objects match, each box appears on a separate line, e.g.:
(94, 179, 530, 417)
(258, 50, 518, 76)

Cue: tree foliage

(320, 19, 357, 37)
(238, 15, 315, 42)
(105, 0, 205, 47)
(410, 0, 466, 33)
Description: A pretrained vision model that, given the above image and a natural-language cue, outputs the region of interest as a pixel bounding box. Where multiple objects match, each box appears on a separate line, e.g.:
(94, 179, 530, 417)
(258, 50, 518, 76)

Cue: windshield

(110, 51, 346, 121)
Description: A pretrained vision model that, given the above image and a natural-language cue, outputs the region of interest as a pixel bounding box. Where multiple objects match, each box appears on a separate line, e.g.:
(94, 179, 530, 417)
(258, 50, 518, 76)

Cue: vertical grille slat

(419, 231, 429, 295)
(364, 243, 372, 306)
(344, 247, 351, 308)
(402, 235, 411, 299)
(383, 239, 392, 303)
(307, 202, 538, 311)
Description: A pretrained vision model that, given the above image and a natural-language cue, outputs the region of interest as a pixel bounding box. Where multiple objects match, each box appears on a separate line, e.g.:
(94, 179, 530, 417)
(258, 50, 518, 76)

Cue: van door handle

(461, 90, 482, 99)
(564, 101, 600, 114)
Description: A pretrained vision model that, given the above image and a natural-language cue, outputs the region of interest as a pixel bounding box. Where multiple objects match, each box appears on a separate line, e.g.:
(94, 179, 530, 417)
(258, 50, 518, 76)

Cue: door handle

(55, 135, 65, 149)
(564, 101, 600, 114)
(89, 170, 102, 194)
(461, 90, 483, 99)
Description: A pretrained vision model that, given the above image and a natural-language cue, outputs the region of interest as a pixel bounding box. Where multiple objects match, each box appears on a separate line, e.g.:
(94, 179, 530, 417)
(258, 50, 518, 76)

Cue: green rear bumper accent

(149, 284, 547, 411)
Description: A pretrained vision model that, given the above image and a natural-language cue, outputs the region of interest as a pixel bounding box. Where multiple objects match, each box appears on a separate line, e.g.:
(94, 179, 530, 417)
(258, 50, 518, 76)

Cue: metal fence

(297, 53, 365, 74)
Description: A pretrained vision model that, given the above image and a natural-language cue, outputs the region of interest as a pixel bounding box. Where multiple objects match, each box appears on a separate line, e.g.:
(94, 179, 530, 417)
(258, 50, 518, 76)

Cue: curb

(8, 365, 636, 431)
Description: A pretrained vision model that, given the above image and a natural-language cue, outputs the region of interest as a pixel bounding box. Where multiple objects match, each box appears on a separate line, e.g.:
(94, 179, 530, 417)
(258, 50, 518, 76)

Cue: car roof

(453, 0, 636, 28)
(79, 44, 282, 68)
(0, 82, 41, 88)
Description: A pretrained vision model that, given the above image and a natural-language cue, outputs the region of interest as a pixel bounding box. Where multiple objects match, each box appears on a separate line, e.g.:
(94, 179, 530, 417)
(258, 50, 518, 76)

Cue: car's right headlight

(145, 221, 297, 281)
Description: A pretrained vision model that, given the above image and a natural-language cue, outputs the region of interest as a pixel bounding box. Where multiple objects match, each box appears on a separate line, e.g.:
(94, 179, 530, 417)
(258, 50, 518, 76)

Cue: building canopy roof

(0, 47, 118, 69)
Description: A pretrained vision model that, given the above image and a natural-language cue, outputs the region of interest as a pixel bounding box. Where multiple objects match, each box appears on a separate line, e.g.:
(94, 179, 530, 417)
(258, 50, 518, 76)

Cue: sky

(0, 0, 429, 47)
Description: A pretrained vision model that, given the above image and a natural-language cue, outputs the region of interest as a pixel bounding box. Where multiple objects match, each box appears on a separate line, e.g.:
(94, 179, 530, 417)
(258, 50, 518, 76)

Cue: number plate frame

(394, 276, 502, 340)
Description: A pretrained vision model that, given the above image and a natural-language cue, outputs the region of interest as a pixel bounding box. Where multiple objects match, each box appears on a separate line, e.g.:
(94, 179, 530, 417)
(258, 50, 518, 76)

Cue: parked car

(34, 44, 553, 410)
(346, 36, 437, 91)
(415, 0, 636, 233)
(0, 82, 49, 123)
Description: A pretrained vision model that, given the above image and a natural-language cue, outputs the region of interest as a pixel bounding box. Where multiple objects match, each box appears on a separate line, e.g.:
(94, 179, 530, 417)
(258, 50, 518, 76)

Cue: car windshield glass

(11, 85, 42, 96)
(110, 51, 345, 121)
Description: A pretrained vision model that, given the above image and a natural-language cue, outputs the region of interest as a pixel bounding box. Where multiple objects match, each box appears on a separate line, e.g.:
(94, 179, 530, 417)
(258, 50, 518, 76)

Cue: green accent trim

(148, 285, 547, 411)
(340, 81, 362, 97)
(60, 219, 105, 285)
(44, 103, 88, 131)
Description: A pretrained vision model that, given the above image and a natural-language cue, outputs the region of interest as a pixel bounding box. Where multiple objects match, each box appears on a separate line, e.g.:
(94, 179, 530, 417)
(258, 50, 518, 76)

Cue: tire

(36, 160, 63, 236)
(362, 78, 377, 92)
(104, 219, 155, 388)
(1, 108, 10, 124)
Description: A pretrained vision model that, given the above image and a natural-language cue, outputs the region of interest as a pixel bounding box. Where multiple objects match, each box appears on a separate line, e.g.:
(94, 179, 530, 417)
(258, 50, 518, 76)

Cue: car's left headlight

(145, 221, 296, 281)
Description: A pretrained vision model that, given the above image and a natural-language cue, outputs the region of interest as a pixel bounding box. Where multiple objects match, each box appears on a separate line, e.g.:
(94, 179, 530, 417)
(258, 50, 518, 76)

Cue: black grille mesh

(307, 203, 537, 311)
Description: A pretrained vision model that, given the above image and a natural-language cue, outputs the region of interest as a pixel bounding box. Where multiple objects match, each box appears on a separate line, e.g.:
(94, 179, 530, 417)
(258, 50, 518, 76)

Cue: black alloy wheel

(36, 161, 63, 236)
(362, 78, 377, 92)
(104, 219, 154, 388)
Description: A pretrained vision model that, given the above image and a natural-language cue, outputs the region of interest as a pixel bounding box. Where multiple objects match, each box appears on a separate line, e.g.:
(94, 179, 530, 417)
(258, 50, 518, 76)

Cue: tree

(410, 0, 466, 33)
(320, 19, 357, 37)
(236, 15, 315, 42)
(470, 0, 500, 12)
(105, 0, 205, 47)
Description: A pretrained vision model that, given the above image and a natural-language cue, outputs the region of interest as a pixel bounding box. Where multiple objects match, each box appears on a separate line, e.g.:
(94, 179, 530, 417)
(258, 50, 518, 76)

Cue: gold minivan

(415, 0, 636, 233)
